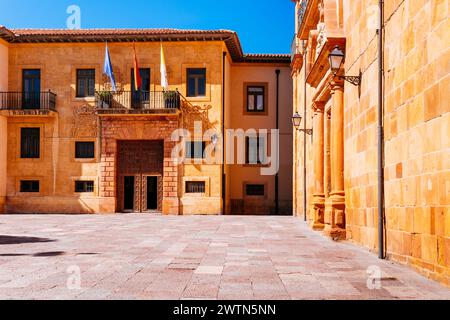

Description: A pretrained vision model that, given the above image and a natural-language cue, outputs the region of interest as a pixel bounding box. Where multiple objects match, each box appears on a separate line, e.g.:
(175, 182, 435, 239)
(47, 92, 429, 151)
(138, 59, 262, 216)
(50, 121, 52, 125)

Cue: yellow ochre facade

(0, 27, 293, 216)
(291, 0, 449, 285)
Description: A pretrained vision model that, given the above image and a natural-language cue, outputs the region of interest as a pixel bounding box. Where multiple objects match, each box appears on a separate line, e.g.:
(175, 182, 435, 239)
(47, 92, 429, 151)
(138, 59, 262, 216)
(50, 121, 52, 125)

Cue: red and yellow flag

(133, 42, 142, 91)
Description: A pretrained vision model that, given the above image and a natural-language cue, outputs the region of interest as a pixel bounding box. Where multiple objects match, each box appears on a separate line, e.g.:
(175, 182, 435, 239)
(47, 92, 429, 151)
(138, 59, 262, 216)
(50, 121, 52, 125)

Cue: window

(187, 68, 206, 97)
(76, 69, 95, 97)
(186, 181, 206, 194)
(245, 136, 267, 164)
(21, 128, 40, 159)
(245, 184, 265, 197)
(185, 141, 206, 159)
(22, 69, 41, 109)
(75, 181, 94, 193)
(75, 142, 95, 159)
(247, 86, 265, 112)
(20, 180, 40, 193)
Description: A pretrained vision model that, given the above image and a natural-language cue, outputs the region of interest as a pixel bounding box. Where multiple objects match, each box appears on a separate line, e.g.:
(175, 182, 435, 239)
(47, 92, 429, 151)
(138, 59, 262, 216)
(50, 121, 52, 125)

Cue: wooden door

(117, 141, 164, 213)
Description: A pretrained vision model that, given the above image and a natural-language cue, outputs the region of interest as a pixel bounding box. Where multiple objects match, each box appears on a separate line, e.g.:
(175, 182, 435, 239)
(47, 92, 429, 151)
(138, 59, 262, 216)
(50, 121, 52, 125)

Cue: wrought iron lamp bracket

(336, 70, 362, 87)
(297, 128, 313, 135)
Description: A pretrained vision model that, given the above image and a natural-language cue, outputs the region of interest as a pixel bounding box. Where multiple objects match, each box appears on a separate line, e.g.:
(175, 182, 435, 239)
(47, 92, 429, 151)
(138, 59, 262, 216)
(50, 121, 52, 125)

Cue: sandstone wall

(0, 39, 7, 213)
(344, 0, 449, 284)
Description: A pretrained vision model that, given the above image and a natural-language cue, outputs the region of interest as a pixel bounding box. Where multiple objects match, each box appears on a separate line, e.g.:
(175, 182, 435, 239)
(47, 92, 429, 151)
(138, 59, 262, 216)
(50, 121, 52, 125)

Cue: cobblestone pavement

(0, 214, 449, 300)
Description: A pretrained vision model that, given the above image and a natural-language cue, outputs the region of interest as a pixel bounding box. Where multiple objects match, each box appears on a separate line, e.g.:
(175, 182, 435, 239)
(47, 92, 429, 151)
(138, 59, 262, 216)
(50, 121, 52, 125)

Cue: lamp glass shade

(211, 134, 219, 146)
(328, 46, 345, 72)
(292, 113, 302, 128)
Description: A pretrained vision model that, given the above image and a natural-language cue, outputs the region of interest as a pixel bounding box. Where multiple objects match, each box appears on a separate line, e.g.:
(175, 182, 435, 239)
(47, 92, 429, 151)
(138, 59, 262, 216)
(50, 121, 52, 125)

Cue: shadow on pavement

(0, 235, 56, 245)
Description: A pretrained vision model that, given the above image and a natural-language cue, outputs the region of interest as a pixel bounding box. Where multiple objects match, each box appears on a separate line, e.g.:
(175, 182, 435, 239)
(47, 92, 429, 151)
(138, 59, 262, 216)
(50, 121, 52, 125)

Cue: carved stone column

(311, 102, 325, 230)
(324, 81, 346, 240)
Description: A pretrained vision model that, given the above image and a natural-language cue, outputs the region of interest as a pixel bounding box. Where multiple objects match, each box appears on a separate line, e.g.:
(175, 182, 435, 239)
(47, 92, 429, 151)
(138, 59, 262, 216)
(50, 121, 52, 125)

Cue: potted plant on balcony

(96, 90, 113, 109)
(163, 90, 180, 109)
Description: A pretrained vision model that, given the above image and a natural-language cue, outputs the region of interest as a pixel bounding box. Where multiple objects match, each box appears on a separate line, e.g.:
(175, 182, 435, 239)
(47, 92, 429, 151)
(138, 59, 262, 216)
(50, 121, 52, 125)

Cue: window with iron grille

(20, 180, 40, 193)
(186, 181, 206, 194)
(75, 142, 95, 159)
(20, 128, 40, 159)
(76, 69, 95, 97)
(187, 68, 206, 97)
(245, 184, 265, 197)
(185, 141, 206, 159)
(75, 181, 94, 193)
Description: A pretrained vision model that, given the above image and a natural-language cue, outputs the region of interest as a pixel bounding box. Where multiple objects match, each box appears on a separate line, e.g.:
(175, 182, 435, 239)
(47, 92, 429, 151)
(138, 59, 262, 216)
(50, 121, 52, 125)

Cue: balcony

(95, 90, 182, 115)
(291, 35, 304, 70)
(0, 91, 57, 116)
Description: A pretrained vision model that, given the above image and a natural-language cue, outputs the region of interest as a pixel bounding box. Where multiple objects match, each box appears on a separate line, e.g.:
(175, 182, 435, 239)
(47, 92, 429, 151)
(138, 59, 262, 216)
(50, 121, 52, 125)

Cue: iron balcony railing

(297, 0, 309, 34)
(95, 90, 181, 111)
(0, 91, 57, 111)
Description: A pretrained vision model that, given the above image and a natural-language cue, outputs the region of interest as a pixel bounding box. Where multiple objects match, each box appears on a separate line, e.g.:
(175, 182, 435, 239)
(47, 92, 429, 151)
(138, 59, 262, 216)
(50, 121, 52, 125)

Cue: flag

(133, 42, 142, 91)
(103, 43, 117, 92)
(160, 43, 168, 90)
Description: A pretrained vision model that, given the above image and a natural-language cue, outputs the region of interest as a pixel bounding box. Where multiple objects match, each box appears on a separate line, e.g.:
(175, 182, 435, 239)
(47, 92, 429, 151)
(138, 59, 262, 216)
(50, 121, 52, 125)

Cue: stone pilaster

(311, 102, 325, 230)
(99, 135, 117, 213)
(0, 115, 6, 213)
(324, 81, 346, 240)
(162, 140, 180, 215)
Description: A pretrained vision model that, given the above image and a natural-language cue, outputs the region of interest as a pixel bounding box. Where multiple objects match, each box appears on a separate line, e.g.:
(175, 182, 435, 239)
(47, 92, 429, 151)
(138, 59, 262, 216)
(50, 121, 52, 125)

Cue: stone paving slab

(0, 214, 449, 300)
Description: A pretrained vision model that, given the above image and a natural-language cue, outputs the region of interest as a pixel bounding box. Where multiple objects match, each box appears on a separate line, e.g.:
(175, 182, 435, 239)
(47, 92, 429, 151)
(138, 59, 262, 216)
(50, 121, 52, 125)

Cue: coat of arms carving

(72, 105, 98, 138)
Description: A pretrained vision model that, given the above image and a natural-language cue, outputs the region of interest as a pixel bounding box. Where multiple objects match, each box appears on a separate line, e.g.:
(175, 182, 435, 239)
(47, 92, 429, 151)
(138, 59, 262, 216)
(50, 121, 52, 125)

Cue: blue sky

(0, 0, 295, 54)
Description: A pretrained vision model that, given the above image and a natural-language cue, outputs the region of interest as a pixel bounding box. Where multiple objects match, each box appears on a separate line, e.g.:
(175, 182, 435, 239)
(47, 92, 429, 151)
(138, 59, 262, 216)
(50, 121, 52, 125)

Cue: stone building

(0, 27, 293, 216)
(291, 0, 449, 285)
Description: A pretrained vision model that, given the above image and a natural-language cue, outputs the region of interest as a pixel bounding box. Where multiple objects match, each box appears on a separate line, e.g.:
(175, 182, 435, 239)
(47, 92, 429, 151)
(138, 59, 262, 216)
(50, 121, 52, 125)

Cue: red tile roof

(0, 26, 290, 63)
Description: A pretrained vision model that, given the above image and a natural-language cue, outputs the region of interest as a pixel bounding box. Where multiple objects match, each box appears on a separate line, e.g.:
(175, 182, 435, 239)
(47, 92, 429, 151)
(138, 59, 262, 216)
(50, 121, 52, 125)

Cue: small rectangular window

(246, 184, 265, 197)
(185, 141, 206, 159)
(247, 86, 265, 112)
(21, 128, 40, 159)
(20, 180, 40, 193)
(76, 69, 95, 98)
(75, 142, 95, 159)
(245, 136, 267, 164)
(187, 68, 206, 97)
(186, 181, 206, 194)
(75, 181, 94, 193)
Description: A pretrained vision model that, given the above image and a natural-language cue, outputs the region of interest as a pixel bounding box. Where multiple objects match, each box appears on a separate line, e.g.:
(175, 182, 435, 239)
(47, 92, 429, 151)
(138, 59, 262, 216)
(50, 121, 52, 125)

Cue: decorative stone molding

(72, 105, 98, 138)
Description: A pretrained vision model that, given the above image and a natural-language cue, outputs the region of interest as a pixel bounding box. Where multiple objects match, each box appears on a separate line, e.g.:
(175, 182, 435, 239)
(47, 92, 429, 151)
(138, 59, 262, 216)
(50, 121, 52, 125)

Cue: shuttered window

(20, 128, 40, 159)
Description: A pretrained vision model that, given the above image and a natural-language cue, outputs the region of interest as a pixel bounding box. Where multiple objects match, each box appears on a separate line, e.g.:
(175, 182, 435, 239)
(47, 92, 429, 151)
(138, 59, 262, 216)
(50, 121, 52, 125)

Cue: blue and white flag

(103, 43, 117, 92)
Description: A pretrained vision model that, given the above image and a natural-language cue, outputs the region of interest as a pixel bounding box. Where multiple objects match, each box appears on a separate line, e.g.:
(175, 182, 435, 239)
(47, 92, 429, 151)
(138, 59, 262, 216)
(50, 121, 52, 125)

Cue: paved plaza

(0, 214, 448, 300)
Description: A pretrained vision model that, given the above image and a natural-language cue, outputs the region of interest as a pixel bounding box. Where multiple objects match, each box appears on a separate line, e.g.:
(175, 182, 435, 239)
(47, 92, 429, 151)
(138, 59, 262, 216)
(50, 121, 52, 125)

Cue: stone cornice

(297, 0, 320, 40)
(306, 36, 345, 88)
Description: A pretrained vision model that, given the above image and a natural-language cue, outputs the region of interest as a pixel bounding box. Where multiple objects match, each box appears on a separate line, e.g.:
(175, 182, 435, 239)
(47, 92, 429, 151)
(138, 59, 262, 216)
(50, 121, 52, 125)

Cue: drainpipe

(303, 43, 308, 222)
(275, 69, 280, 215)
(222, 52, 227, 215)
(378, 0, 386, 259)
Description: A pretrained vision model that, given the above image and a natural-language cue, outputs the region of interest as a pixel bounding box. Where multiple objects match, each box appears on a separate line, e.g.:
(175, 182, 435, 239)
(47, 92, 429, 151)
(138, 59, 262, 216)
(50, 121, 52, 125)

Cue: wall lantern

(211, 134, 219, 146)
(292, 112, 312, 135)
(328, 46, 362, 87)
